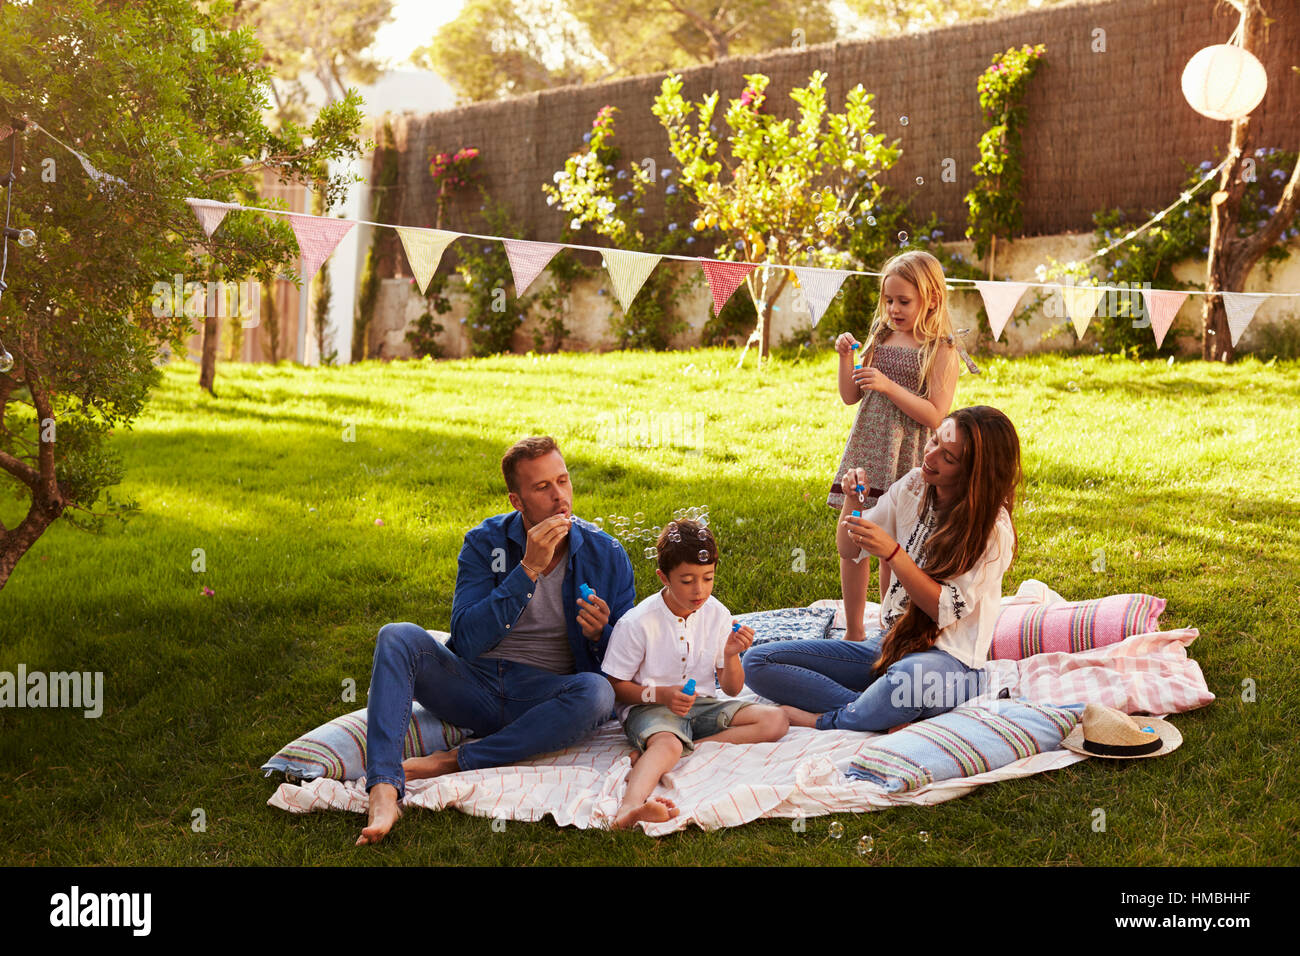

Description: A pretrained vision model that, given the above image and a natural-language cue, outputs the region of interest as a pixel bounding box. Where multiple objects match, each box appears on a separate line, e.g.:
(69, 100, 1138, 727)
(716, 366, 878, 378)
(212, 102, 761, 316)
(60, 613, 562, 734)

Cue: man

(358, 436, 636, 844)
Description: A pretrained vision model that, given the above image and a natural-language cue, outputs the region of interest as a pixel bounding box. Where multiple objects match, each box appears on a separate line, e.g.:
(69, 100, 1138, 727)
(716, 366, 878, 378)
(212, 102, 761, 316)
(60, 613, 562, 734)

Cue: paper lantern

(1181, 44, 1268, 120)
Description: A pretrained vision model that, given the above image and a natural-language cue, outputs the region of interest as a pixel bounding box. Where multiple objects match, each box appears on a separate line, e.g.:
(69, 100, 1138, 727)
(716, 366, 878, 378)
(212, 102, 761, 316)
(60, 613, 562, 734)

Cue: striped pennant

(699, 259, 756, 315)
(396, 227, 460, 295)
(974, 280, 1030, 341)
(1060, 284, 1106, 339)
(1141, 289, 1190, 349)
(789, 266, 852, 326)
(1222, 291, 1267, 347)
(503, 239, 564, 296)
(284, 212, 356, 282)
(186, 198, 239, 239)
(603, 249, 662, 312)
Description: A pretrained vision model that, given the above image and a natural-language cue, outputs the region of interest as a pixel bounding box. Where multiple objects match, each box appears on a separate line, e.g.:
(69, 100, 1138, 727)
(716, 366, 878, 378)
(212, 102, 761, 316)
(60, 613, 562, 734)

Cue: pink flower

(201, 586, 214, 597)
(374, 518, 385, 526)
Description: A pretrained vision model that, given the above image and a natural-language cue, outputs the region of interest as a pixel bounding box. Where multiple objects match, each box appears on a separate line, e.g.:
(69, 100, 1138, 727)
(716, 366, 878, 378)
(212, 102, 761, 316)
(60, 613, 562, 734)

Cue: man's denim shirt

(448, 511, 637, 673)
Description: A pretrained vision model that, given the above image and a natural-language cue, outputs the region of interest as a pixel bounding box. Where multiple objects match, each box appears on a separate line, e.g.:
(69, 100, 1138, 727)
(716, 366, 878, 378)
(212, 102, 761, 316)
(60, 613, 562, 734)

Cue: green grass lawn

(1, 349, 1297, 865)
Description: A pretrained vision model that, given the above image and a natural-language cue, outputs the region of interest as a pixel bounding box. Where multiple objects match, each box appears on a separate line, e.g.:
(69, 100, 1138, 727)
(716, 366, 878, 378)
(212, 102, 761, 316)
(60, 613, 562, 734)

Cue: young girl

(828, 250, 963, 643)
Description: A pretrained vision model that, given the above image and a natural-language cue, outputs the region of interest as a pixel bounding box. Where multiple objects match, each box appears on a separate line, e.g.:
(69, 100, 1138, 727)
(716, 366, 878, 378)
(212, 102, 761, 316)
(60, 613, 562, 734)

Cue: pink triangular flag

(790, 267, 852, 327)
(1141, 289, 1190, 349)
(396, 227, 460, 295)
(974, 281, 1030, 341)
(186, 198, 238, 239)
(699, 259, 756, 315)
(284, 213, 355, 282)
(1221, 292, 1267, 347)
(502, 239, 564, 296)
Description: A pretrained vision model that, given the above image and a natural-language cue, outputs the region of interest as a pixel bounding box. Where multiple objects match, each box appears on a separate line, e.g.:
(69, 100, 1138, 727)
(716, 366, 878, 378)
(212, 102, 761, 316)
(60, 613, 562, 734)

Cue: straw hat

(1061, 703, 1182, 759)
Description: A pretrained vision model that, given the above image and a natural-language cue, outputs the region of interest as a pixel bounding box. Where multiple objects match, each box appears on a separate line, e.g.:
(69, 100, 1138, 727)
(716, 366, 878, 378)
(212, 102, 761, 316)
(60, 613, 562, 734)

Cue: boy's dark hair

(501, 436, 560, 493)
(656, 519, 717, 575)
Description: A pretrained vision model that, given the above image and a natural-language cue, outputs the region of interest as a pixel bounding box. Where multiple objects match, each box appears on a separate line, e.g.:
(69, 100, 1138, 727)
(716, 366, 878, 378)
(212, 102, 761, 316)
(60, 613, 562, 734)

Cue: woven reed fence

(371, 0, 1300, 278)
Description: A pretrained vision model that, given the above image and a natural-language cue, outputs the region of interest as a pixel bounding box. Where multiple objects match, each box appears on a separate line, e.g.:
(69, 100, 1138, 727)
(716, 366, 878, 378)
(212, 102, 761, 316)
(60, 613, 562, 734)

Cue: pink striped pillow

(990, 594, 1166, 661)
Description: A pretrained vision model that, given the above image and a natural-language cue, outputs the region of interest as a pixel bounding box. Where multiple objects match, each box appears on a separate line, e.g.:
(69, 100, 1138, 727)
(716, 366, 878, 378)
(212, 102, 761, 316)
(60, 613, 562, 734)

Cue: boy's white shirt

(602, 589, 733, 721)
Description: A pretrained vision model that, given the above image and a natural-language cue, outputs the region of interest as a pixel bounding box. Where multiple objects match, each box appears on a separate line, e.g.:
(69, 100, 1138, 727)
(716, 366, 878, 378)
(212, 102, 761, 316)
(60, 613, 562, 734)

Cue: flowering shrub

(964, 43, 1047, 264)
(428, 145, 480, 227)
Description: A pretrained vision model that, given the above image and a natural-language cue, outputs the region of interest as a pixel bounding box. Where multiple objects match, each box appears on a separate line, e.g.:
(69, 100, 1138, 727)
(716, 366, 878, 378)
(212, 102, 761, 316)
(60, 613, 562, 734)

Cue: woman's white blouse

(855, 467, 1015, 668)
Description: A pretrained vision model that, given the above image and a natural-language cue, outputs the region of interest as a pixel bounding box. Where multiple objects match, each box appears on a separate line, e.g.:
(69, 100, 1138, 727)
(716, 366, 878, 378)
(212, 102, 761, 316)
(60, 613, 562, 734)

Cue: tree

(652, 70, 900, 364)
(840, 0, 1074, 36)
(415, 0, 837, 103)
(0, 0, 365, 591)
(1199, 0, 1300, 361)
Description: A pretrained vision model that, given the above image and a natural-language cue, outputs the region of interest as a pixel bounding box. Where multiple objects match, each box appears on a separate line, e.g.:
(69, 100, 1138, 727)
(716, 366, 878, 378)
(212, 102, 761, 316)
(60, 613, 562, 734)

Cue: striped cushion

(990, 593, 1166, 660)
(845, 700, 1084, 792)
(261, 702, 471, 783)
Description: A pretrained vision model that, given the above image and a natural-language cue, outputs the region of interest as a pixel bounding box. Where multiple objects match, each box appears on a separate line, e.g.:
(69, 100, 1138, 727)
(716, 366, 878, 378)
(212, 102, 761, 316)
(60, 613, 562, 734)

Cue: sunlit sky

(369, 0, 467, 67)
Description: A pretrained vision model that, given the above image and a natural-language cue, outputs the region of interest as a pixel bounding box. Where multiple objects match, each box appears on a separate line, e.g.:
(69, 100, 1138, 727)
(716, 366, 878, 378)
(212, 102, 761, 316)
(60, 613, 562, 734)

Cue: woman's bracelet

(885, 542, 901, 563)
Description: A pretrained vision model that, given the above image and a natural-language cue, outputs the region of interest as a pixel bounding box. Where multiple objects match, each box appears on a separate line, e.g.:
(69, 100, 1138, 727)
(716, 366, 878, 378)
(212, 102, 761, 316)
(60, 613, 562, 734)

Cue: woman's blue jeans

(365, 622, 615, 798)
(742, 629, 986, 732)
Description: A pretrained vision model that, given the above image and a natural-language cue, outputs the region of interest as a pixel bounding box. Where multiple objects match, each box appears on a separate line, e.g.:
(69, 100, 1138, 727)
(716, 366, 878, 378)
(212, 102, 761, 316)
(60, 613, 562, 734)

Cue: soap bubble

(634, 511, 645, 523)
(898, 231, 909, 243)
(915, 176, 924, 185)
(857, 835, 874, 855)
(669, 532, 681, 543)
(829, 821, 845, 839)
(866, 216, 876, 226)
(643, 547, 656, 560)
(899, 115, 909, 126)
(918, 831, 930, 844)
(811, 191, 822, 203)
(1066, 381, 1080, 392)
(697, 549, 710, 562)
(652, 526, 661, 536)
(593, 517, 604, 529)
(698, 516, 709, 529)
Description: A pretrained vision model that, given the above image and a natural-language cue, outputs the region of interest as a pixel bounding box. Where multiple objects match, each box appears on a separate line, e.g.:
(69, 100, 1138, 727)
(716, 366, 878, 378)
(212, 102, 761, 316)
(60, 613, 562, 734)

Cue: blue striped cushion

(262, 703, 471, 783)
(736, 606, 837, 649)
(845, 700, 1084, 792)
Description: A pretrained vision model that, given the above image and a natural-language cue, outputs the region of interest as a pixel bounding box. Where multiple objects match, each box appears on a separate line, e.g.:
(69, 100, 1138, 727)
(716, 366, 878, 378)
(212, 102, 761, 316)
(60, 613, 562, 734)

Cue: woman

(745, 405, 1021, 732)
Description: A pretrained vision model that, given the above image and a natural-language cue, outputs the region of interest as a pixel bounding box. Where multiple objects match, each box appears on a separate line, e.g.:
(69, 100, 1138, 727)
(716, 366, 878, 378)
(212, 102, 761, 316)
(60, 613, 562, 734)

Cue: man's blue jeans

(365, 622, 615, 798)
(743, 629, 986, 732)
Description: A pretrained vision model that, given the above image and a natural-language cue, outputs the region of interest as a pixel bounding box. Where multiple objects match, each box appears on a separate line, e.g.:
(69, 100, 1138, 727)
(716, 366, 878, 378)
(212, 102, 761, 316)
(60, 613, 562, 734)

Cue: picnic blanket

(268, 584, 1212, 834)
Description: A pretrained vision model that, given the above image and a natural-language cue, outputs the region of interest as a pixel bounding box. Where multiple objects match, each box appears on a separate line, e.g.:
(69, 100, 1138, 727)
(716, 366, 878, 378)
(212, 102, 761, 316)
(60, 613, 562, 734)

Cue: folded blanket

(268, 623, 1211, 833)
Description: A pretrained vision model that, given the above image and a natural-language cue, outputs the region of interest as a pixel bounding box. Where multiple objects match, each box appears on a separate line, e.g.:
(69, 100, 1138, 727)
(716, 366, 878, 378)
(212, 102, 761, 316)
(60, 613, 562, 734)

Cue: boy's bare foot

(626, 749, 641, 767)
(612, 796, 679, 831)
(402, 748, 460, 780)
(356, 784, 401, 845)
(780, 705, 820, 729)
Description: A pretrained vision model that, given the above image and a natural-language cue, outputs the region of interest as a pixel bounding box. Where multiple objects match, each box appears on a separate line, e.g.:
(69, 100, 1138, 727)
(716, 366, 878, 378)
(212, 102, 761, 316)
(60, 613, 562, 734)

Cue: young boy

(601, 519, 789, 831)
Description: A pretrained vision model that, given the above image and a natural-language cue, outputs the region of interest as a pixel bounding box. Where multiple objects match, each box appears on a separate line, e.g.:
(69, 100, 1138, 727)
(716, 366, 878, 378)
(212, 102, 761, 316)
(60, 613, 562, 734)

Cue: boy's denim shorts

(623, 696, 754, 753)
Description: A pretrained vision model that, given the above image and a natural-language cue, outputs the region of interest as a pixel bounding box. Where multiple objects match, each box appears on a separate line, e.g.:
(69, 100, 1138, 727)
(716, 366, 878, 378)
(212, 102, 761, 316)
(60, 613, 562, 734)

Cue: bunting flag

(1060, 284, 1107, 339)
(186, 198, 238, 239)
(790, 266, 852, 326)
(974, 280, 1030, 341)
(503, 239, 564, 296)
(603, 249, 662, 312)
(1141, 289, 1190, 349)
(284, 213, 356, 283)
(396, 227, 460, 295)
(1221, 292, 1267, 347)
(700, 259, 756, 315)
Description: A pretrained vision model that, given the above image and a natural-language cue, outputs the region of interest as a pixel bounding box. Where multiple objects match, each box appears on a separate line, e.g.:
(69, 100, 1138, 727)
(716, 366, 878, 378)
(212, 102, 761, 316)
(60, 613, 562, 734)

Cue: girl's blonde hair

(858, 250, 956, 395)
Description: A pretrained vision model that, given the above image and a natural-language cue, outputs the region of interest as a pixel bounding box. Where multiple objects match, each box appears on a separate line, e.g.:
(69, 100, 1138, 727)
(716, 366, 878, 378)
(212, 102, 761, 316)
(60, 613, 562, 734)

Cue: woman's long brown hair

(872, 406, 1022, 674)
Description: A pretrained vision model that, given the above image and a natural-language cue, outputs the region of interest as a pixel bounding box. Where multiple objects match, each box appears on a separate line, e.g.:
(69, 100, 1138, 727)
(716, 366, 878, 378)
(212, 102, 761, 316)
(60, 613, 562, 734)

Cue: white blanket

(269, 584, 1212, 834)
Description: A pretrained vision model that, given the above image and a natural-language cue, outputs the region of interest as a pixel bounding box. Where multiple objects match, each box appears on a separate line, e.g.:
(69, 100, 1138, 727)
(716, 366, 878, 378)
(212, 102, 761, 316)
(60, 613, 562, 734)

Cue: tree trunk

(0, 508, 60, 592)
(198, 308, 219, 394)
(1201, 0, 1300, 361)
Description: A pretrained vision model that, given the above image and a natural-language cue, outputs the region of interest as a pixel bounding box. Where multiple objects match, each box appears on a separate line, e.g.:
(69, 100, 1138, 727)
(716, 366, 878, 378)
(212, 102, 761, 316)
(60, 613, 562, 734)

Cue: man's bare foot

(780, 705, 821, 729)
(356, 784, 401, 846)
(612, 796, 679, 831)
(402, 748, 460, 780)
